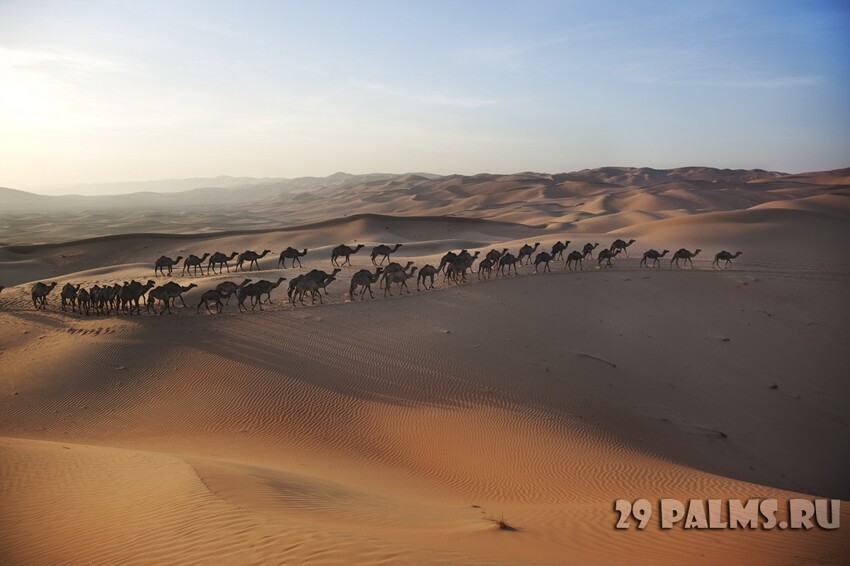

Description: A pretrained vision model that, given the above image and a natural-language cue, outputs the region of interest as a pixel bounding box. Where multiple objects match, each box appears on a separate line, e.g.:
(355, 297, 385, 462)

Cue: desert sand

(1, 168, 849, 564)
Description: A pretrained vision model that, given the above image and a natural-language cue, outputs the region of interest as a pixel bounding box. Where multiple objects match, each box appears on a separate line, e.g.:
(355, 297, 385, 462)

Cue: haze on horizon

(1, 0, 848, 195)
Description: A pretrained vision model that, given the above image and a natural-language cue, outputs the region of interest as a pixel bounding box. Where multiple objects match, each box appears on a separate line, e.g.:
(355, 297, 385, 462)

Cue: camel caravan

(15, 240, 742, 315)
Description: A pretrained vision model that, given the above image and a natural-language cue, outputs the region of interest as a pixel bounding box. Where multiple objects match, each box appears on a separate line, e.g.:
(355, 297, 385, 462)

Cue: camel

(671, 248, 702, 269)
(77, 287, 91, 315)
(236, 249, 272, 272)
(610, 239, 636, 257)
(300, 268, 341, 296)
(89, 285, 104, 315)
(380, 261, 414, 288)
(534, 251, 553, 273)
(597, 248, 621, 268)
(84, 284, 100, 315)
(550, 240, 570, 260)
(437, 250, 465, 274)
(216, 279, 252, 304)
(331, 244, 364, 266)
(417, 264, 439, 290)
(100, 284, 120, 315)
(640, 249, 669, 268)
(295, 275, 336, 305)
(183, 253, 210, 276)
(371, 243, 402, 265)
(278, 247, 308, 268)
(478, 257, 495, 279)
(517, 243, 541, 265)
(158, 281, 198, 308)
(237, 283, 265, 312)
(146, 282, 197, 314)
(713, 251, 742, 269)
(446, 251, 480, 283)
(566, 250, 584, 271)
(287, 275, 305, 302)
(155, 255, 183, 277)
(485, 248, 508, 266)
(197, 289, 225, 314)
(349, 267, 384, 300)
(582, 243, 599, 259)
(384, 267, 417, 297)
(208, 251, 239, 274)
(146, 286, 174, 315)
(61, 283, 81, 312)
(119, 280, 155, 315)
(498, 253, 520, 276)
(439, 250, 475, 281)
(31, 282, 57, 309)
(254, 277, 286, 304)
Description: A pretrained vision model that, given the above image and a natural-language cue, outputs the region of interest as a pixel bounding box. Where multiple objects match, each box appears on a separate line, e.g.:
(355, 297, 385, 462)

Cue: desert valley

(1, 166, 849, 564)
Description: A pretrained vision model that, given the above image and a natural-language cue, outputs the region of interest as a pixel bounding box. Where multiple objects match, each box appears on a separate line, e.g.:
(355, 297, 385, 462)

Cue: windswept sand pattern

(1, 168, 849, 563)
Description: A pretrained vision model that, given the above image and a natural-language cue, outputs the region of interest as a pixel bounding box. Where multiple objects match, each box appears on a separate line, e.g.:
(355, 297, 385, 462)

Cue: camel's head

(331, 268, 341, 276)
(533, 242, 540, 248)
(146, 279, 156, 286)
(472, 251, 480, 258)
(410, 267, 418, 275)
(628, 239, 636, 245)
(564, 240, 571, 246)
(276, 277, 286, 284)
(301, 248, 307, 254)
(375, 267, 384, 274)
(735, 251, 743, 257)
(176, 256, 183, 262)
(405, 261, 414, 269)
(262, 249, 272, 255)
(355, 244, 364, 251)
(694, 249, 702, 255)
(185, 284, 198, 291)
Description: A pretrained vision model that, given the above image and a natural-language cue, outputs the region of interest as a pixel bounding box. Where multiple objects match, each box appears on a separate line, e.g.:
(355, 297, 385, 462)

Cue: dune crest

(1, 166, 849, 563)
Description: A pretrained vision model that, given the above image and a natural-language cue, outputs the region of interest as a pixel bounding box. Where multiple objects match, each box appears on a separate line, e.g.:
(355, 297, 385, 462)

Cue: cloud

(0, 46, 129, 82)
(349, 80, 498, 108)
(701, 76, 822, 88)
(618, 48, 822, 89)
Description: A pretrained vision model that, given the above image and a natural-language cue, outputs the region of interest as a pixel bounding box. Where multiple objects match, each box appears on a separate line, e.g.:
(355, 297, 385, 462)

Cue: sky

(1, 0, 848, 193)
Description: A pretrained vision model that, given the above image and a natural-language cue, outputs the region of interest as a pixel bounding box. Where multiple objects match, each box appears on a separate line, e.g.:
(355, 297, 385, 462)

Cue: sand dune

(1, 167, 849, 563)
(3, 166, 847, 245)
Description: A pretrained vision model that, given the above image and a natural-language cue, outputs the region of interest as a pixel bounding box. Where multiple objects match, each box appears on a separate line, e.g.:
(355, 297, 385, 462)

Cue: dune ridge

(1, 166, 849, 564)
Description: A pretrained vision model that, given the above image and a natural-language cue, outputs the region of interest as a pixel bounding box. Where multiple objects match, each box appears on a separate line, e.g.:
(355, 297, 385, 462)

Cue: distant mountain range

(0, 172, 433, 212)
(1, 167, 847, 245)
(0, 166, 809, 210)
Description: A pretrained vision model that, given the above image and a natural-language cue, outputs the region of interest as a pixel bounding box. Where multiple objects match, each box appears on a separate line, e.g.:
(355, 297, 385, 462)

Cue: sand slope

(1, 167, 849, 564)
